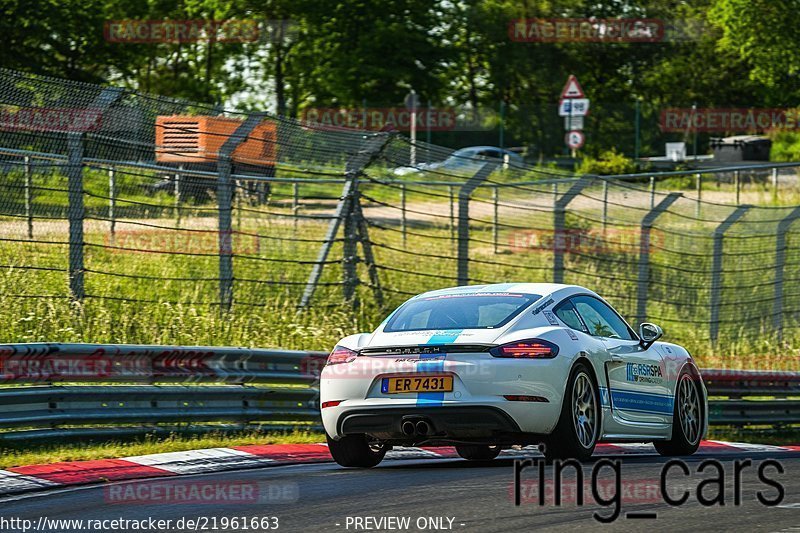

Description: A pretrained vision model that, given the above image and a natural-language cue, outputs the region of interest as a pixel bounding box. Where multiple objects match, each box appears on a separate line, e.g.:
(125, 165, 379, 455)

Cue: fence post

(108, 166, 116, 237)
(353, 197, 384, 307)
(635, 193, 682, 325)
(293, 182, 299, 236)
(772, 167, 779, 203)
(553, 179, 589, 284)
(174, 165, 182, 227)
(492, 185, 499, 254)
(217, 114, 266, 312)
(734, 170, 740, 204)
(23, 155, 33, 239)
(457, 163, 497, 285)
(300, 133, 390, 308)
(552, 182, 558, 209)
(772, 206, 800, 339)
(64, 86, 124, 302)
(235, 179, 242, 231)
(449, 185, 455, 252)
(400, 183, 407, 249)
(342, 184, 359, 303)
(649, 176, 655, 209)
(695, 173, 702, 218)
(709, 205, 751, 343)
(67, 133, 85, 301)
(602, 178, 608, 230)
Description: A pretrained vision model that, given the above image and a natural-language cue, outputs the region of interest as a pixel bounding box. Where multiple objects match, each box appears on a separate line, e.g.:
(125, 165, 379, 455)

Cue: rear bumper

(336, 406, 522, 441)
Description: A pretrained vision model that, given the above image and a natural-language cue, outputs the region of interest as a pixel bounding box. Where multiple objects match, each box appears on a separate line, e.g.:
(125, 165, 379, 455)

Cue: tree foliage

(0, 0, 790, 155)
(710, 0, 800, 99)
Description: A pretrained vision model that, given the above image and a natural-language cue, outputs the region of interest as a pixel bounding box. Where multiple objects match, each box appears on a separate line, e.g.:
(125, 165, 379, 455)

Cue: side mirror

(639, 322, 663, 349)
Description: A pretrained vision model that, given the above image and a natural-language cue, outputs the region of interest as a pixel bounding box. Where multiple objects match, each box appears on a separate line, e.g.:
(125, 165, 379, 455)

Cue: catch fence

(3, 69, 800, 347)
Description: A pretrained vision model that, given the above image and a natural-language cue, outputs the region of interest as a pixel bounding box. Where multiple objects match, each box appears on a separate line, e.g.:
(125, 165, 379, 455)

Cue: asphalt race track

(0, 450, 797, 532)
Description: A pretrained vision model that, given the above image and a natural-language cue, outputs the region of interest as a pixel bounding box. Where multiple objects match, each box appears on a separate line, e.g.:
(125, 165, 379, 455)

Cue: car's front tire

(544, 362, 600, 461)
(655, 370, 703, 456)
(455, 445, 501, 461)
(326, 433, 387, 468)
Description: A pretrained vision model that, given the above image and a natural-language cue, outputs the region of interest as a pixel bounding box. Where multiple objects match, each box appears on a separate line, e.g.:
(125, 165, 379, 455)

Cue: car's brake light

(321, 400, 343, 409)
(490, 339, 558, 358)
(326, 345, 357, 365)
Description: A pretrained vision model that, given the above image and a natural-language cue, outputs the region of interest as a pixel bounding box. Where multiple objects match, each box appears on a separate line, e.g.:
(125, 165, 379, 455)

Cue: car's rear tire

(544, 362, 600, 461)
(455, 445, 501, 461)
(655, 370, 703, 456)
(326, 433, 387, 468)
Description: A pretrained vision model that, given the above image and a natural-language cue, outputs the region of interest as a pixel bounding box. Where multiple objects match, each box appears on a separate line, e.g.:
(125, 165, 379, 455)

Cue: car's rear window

(383, 292, 540, 332)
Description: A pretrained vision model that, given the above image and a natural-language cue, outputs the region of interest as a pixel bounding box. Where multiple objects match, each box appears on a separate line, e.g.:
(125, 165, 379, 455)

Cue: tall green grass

(1, 169, 799, 370)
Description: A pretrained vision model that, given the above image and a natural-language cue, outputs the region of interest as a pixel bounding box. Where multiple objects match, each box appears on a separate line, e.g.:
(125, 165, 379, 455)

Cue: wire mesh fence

(356, 158, 800, 347)
(3, 69, 800, 349)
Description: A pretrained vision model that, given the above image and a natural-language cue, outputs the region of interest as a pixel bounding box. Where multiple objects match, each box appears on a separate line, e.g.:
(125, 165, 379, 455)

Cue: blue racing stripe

(599, 386, 611, 407)
(607, 388, 674, 415)
(416, 330, 461, 406)
(426, 330, 464, 344)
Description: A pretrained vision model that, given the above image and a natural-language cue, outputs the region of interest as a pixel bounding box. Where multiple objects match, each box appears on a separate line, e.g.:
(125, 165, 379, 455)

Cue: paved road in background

(0, 452, 798, 532)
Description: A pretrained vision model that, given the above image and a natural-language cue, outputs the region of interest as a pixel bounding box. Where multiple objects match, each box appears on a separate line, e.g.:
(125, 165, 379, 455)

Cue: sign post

(559, 75, 588, 157)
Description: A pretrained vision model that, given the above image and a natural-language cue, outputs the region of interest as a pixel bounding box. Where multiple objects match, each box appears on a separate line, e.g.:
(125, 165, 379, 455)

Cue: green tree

(710, 0, 800, 102)
(0, 0, 138, 83)
(289, 0, 450, 107)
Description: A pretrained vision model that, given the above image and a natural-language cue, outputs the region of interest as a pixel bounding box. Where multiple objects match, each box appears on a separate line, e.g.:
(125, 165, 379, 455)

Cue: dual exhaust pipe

(401, 419, 431, 437)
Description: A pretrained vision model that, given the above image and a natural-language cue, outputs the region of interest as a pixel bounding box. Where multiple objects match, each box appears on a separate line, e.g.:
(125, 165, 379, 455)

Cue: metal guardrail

(703, 369, 800, 426)
(0, 343, 327, 441)
(0, 344, 796, 441)
(0, 342, 327, 384)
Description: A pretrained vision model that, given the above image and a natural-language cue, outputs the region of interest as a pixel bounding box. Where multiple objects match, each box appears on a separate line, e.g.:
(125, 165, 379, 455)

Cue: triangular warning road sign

(560, 75, 585, 99)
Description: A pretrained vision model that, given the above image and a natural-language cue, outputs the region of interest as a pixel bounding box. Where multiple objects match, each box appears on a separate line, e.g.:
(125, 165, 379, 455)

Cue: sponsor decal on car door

(568, 294, 673, 424)
(603, 340, 672, 424)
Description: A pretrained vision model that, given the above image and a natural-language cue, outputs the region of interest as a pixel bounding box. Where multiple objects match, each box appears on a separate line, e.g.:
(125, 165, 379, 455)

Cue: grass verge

(707, 427, 800, 446)
(0, 430, 324, 470)
(0, 427, 795, 470)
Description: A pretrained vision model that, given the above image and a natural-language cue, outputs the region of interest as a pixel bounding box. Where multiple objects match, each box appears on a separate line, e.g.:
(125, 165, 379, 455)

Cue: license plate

(382, 375, 453, 394)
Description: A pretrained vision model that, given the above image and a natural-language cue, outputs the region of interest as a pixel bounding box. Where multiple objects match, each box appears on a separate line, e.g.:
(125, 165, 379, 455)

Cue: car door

(569, 295, 672, 424)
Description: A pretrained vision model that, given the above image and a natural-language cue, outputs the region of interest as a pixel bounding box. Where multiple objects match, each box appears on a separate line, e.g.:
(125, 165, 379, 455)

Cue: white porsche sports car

(320, 283, 708, 467)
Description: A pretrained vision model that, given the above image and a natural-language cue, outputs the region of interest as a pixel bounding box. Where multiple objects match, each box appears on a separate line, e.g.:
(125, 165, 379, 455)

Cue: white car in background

(320, 283, 708, 467)
(393, 146, 524, 175)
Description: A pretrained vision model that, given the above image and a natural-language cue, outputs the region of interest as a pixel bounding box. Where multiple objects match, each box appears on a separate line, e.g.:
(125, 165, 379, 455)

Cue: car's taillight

(490, 339, 559, 358)
(326, 345, 357, 365)
(321, 400, 342, 409)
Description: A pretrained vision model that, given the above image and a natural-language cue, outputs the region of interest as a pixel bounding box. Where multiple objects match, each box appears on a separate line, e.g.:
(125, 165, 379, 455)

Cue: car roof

(413, 283, 590, 299)
(452, 146, 516, 155)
